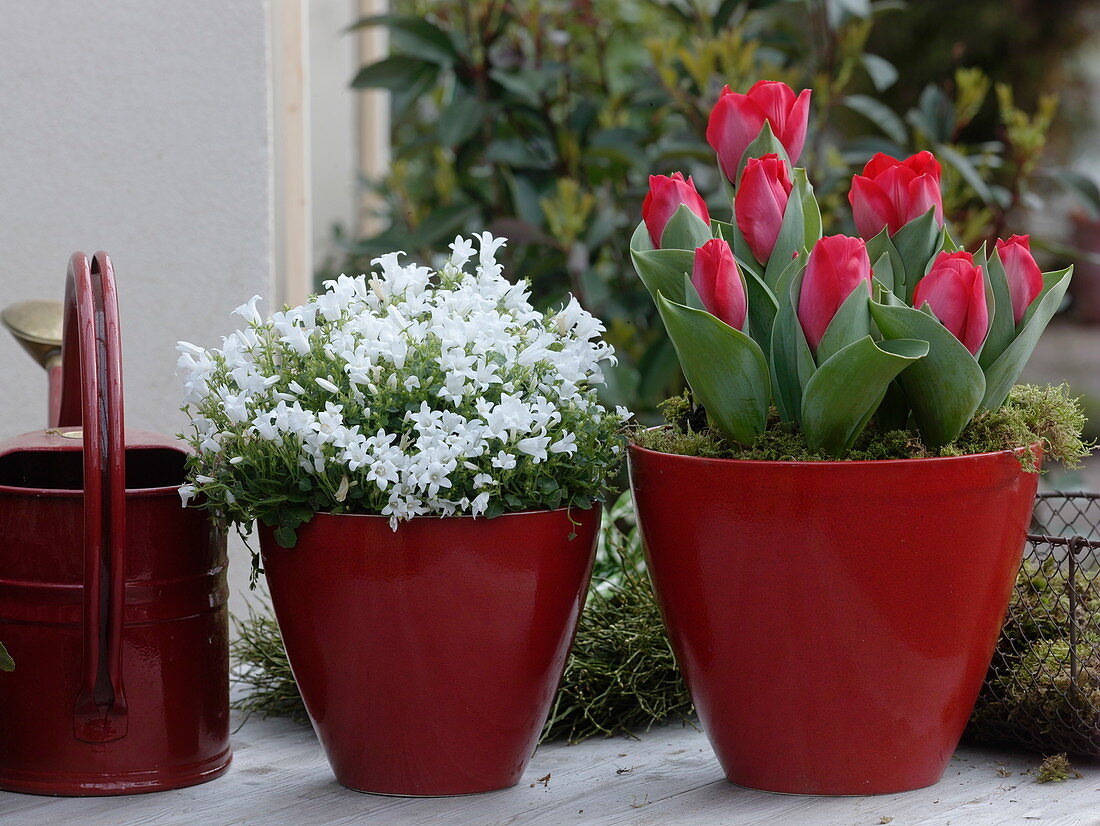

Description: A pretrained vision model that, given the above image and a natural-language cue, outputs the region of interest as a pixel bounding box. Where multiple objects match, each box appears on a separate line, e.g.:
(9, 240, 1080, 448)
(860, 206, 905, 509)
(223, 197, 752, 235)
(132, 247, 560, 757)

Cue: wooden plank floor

(2, 714, 1099, 825)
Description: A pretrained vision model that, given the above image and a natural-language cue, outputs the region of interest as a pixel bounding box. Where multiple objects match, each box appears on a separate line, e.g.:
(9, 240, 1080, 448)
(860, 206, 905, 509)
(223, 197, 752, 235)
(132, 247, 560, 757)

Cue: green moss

(540, 551, 693, 744)
(230, 605, 309, 725)
(636, 384, 1092, 468)
(1036, 753, 1079, 783)
(969, 559, 1100, 756)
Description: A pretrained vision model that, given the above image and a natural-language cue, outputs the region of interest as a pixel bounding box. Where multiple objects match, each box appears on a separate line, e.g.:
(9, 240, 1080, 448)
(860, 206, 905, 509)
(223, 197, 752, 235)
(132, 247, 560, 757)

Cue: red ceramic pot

(259, 506, 599, 796)
(628, 441, 1040, 795)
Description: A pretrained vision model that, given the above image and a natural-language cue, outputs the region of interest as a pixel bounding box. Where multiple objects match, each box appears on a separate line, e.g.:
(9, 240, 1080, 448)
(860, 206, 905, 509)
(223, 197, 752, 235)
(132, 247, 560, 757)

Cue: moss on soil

(635, 384, 1091, 469)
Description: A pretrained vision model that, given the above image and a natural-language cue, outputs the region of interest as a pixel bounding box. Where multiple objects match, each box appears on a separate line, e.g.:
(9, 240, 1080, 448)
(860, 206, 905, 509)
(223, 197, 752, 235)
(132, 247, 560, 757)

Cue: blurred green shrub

(334, 0, 1098, 419)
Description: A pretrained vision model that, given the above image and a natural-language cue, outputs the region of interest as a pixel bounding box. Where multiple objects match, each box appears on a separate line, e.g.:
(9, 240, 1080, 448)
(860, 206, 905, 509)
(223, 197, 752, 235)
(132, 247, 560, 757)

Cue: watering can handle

(56, 252, 129, 743)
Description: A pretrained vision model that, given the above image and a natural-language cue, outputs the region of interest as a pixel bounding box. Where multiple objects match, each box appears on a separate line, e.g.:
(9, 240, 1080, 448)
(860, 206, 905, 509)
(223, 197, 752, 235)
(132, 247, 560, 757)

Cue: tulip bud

(692, 238, 747, 331)
(995, 235, 1044, 324)
(735, 154, 793, 264)
(706, 80, 812, 185)
(848, 151, 944, 240)
(912, 251, 989, 355)
(797, 235, 873, 353)
(642, 172, 711, 248)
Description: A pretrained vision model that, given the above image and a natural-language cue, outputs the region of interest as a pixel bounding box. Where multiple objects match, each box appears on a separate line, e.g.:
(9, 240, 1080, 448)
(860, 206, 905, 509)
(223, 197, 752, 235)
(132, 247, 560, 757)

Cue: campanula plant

(631, 79, 1073, 456)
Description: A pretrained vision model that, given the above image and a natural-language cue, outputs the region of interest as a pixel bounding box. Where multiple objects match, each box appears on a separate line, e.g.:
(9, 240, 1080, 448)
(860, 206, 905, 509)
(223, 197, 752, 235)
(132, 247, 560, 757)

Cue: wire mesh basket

(967, 492, 1100, 758)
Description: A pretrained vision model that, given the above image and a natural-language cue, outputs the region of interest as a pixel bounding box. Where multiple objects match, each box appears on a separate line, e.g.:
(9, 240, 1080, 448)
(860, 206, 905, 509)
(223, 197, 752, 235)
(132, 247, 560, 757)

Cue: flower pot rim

(629, 426, 1039, 468)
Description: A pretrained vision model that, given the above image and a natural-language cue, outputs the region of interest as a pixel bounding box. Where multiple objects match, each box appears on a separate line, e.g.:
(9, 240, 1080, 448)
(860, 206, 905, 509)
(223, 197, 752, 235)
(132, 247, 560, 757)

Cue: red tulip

(735, 154, 793, 264)
(848, 151, 944, 240)
(692, 238, 747, 331)
(995, 234, 1044, 324)
(797, 235, 873, 353)
(912, 251, 989, 356)
(706, 80, 812, 184)
(642, 172, 711, 248)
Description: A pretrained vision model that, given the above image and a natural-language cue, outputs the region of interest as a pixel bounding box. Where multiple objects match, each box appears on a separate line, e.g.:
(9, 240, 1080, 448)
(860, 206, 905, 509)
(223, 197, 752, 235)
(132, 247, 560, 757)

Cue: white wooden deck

(2, 713, 1099, 825)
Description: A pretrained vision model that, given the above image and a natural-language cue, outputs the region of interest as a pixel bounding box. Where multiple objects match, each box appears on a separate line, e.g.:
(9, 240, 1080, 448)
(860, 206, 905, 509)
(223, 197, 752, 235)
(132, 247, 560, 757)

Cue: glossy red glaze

(0, 253, 230, 796)
(628, 442, 1040, 795)
(260, 506, 600, 795)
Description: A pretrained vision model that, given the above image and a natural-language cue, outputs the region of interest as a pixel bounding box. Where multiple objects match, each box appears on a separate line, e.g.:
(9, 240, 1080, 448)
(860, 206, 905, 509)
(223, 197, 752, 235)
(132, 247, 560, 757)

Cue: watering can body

(0, 254, 230, 795)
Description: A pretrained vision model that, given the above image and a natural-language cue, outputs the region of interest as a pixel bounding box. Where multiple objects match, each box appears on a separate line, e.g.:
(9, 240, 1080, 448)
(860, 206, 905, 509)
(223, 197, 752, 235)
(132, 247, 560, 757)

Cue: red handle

(56, 252, 129, 743)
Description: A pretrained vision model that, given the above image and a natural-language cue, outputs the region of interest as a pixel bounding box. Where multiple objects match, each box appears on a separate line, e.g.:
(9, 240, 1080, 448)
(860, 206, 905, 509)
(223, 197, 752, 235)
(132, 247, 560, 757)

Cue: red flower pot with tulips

(631, 79, 1076, 795)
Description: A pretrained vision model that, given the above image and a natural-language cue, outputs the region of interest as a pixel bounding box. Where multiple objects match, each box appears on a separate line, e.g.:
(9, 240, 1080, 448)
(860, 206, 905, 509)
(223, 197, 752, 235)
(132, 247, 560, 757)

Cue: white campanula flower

(178, 233, 624, 534)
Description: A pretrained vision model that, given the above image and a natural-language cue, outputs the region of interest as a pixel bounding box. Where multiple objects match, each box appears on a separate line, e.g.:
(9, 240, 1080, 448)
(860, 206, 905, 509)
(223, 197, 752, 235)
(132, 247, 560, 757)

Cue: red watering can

(0, 253, 231, 795)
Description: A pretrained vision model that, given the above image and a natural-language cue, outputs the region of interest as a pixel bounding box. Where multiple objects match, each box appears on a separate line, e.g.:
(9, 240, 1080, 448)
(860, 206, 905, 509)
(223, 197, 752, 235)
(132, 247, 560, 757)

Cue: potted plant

(629, 80, 1084, 794)
(177, 233, 626, 795)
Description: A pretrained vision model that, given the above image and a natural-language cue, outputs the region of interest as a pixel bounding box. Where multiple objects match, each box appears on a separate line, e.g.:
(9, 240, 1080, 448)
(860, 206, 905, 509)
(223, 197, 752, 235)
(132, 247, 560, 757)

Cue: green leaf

(741, 264, 780, 353)
(979, 252, 1015, 369)
(630, 248, 694, 308)
(351, 55, 436, 90)
(872, 251, 895, 294)
(683, 274, 707, 312)
(800, 172, 823, 246)
(763, 168, 810, 288)
(801, 336, 928, 457)
(438, 95, 485, 147)
(0, 641, 13, 672)
(770, 265, 815, 423)
(714, 219, 759, 280)
(862, 54, 898, 91)
(656, 293, 770, 444)
(866, 227, 904, 293)
(815, 284, 872, 365)
(1043, 168, 1100, 219)
(870, 302, 986, 448)
(841, 95, 907, 145)
(981, 267, 1073, 409)
(934, 142, 995, 206)
(659, 203, 712, 250)
(630, 219, 654, 253)
(891, 208, 944, 302)
(274, 525, 298, 549)
(348, 15, 459, 66)
(735, 121, 791, 188)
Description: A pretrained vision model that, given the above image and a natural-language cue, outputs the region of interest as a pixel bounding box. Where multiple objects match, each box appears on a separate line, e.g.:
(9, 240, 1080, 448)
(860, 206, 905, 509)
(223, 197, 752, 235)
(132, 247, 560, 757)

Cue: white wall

(0, 2, 273, 614)
(309, 0, 358, 268)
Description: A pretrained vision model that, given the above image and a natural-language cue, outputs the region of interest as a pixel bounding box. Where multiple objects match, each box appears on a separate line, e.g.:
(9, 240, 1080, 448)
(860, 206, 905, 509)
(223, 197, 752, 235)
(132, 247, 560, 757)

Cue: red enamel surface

(628, 442, 1039, 795)
(0, 253, 229, 796)
(260, 506, 599, 796)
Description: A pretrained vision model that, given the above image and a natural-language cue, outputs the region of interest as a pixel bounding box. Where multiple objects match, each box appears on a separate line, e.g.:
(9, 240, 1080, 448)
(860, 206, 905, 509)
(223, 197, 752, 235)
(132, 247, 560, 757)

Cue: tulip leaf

(735, 120, 791, 190)
(801, 336, 929, 457)
(801, 172, 823, 246)
(869, 301, 986, 448)
(682, 273, 707, 313)
(630, 248, 694, 309)
(891, 207, 944, 302)
(0, 641, 12, 672)
(980, 266, 1073, 409)
(657, 292, 770, 444)
(764, 168, 809, 288)
(978, 252, 1017, 369)
(770, 265, 815, 423)
(630, 218, 654, 252)
(815, 284, 873, 365)
(866, 228, 904, 297)
(659, 203, 713, 251)
(714, 219, 763, 281)
(872, 251, 895, 294)
(877, 379, 911, 432)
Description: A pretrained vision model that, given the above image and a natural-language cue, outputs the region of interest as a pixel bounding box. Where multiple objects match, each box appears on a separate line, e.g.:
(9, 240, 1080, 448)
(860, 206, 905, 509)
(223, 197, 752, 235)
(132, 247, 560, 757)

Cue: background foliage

(333, 0, 1099, 421)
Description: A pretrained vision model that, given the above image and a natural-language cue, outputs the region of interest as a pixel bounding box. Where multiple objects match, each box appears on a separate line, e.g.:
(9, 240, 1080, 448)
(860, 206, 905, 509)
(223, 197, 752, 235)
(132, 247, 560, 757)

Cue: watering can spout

(3, 299, 65, 424)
